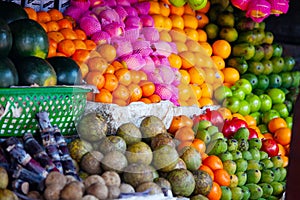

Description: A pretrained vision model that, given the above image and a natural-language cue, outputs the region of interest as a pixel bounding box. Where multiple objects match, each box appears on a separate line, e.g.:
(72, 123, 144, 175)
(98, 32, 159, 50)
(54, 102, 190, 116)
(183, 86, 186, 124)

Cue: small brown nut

(101, 171, 121, 187)
(60, 181, 83, 200)
(84, 175, 105, 189)
(43, 184, 62, 200)
(86, 183, 108, 200)
(44, 171, 66, 189)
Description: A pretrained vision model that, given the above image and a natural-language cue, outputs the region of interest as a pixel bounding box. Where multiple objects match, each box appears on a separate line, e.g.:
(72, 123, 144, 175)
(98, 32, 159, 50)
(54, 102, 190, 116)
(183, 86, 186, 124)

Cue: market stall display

(0, 0, 298, 199)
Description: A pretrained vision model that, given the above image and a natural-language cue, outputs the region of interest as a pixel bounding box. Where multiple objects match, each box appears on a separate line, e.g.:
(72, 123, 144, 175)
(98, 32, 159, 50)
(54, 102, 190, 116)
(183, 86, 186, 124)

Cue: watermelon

(0, 18, 13, 57)
(47, 56, 83, 85)
(9, 19, 49, 59)
(0, 57, 18, 87)
(14, 56, 57, 86)
(0, 1, 28, 24)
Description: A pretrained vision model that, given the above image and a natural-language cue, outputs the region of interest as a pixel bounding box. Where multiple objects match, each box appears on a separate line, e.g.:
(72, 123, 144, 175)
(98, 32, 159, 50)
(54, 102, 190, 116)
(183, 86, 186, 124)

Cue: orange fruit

(197, 29, 207, 42)
(217, 107, 232, 120)
(148, 94, 161, 103)
(170, 4, 185, 16)
(203, 68, 217, 84)
(46, 21, 60, 32)
(139, 80, 155, 97)
(198, 97, 214, 107)
(103, 73, 119, 92)
(24, 7, 37, 20)
(128, 83, 143, 102)
(196, 12, 209, 28)
(112, 84, 130, 101)
(174, 41, 188, 52)
(151, 14, 165, 29)
(199, 165, 214, 180)
(164, 16, 173, 30)
(85, 39, 97, 50)
(211, 55, 225, 70)
(191, 138, 206, 153)
(112, 60, 125, 71)
(263, 133, 274, 140)
(159, 2, 170, 17)
(105, 64, 115, 74)
(174, 126, 195, 141)
(200, 83, 213, 98)
(213, 169, 231, 186)
(159, 30, 172, 42)
(232, 113, 246, 121)
(212, 40, 232, 59)
(169, 14, 184, 29)
(37, 11, 51, 23)
(115, 68, 132, 86)
(168, 115, 194, 134)
(113, 98, 128, 106)
(97, 44, 117, 62)
(139, 97, 152, 104)
(199, 42, 213, 56)
(277, 143, 286, 156)
(87, 56, 108, 73)
(78, 62, 89, 79)
(197, 1, 210, 13)
(74, 29, 87, 40)
(179, 51, 196, 69)
(47, 9, 64, 21)
(184, 3, 196, 15)
(38, 22, 48, 32)
(268, 117, 287, 133)
(185, 39, 202, 52)
(47, 31, 65, 43)
(149, 1, 160, 15)
(202, 155, 223, 171)
(72, 49, 90, 63)
(95, 88, 113, 103)
(168, 53, 182, 69)
(207, 182, 222, 200)
(222, 67, 240, 85)
(281, 155, 289, 167)
(169, 28, 187, 43)
(139, 71, 148, 81)
(57, 39, 76, 57)
(73, 39, 87, 50)
(85, 71, 105, 89)
(179, 69, 191, 84)
(274, 127, 291, 146)
(178, 83, 193, 101)
(244, 115, 257, 126)
(57, 18, 73, 29)
(130, 70, 141, 84)
(182, 14, 198, 29)
(184, 28, 199, 41)
(60, 28, 78, 40)
(190, 84, 202, 100)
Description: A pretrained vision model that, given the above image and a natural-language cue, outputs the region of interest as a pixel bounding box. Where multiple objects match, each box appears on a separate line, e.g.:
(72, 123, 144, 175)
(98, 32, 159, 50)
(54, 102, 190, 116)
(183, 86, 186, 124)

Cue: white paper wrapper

(84, 100, 220, 134)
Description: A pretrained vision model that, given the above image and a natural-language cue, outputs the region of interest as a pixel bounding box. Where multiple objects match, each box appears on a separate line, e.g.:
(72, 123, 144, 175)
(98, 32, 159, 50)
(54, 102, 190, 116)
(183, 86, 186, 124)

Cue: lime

(205, 23, 219, 40)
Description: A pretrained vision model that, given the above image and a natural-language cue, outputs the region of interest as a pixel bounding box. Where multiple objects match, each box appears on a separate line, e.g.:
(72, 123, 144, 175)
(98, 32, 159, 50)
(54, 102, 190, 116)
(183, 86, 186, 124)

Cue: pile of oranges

(149, 1, 236, 107)
(24, 7, 97, 58)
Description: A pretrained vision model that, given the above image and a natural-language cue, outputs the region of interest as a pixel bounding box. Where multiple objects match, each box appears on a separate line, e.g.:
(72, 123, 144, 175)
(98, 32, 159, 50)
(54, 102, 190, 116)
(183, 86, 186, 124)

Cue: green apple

(169, 0, 187, 7)
(256, 74, 269, 90)
(261, 109, 280, 124)
(280, 72, 293, 88)
(267, 88, 285, 104)
(232, 43, 255, 60)
(262, 31, 274, 44)
(272, 103, 289, 118)
(285, 116, 293, 129)
(187, 0, 207, 10)
(251, 45, 265, 61)
(213, 85, 232, 103)
(268, 73, 282, 88)
(262, 44, 274, 60)
(217, 11, 235, 27)
(232, 88, 246, 100)
(241, 73, 258, 89)
(272, 43, 283, 57)
(245, 93, 261, 113)
(227, 57, 248, 74)
(233, 78, 253, 94)
(219, 27, 238, 42)
(291, 71, 300, 88)
(282, 56, 296, 72)
(259, 94, 272, 112)
(238, 100, 251, 116)
(261, 59, 274, 75)
(222, 96, 241, 113)
(250, 112, 261, 124)
(271, 56, 285, 74)
(248, 61, 265, 75)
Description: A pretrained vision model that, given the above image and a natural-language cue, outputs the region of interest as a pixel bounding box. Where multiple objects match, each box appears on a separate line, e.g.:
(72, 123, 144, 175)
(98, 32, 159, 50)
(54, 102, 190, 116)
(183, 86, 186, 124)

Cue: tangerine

(268, 117, 287, 133)
(212, 40, 231, 59)
(95, 88, 113, 103)
(202, 155, 223, 171)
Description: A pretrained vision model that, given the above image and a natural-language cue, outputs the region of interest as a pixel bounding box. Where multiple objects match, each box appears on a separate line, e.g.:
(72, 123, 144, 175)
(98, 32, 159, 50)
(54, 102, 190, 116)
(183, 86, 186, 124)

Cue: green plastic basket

(0, 86, 89, 137)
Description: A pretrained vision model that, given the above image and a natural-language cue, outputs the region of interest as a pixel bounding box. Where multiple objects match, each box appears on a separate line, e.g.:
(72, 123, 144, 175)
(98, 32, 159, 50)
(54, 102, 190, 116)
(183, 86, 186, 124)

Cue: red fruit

(261, 138, 279, 157)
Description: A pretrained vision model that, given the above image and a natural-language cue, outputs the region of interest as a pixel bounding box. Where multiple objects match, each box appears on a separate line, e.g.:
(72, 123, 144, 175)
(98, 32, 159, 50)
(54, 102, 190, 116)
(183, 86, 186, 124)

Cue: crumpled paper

(84, 100, 220, 134)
